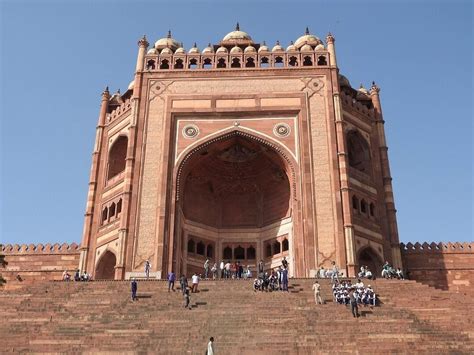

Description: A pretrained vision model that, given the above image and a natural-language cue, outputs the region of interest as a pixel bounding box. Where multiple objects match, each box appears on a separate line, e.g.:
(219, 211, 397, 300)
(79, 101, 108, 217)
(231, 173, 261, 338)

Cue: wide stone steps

(1, 278, 473, 353)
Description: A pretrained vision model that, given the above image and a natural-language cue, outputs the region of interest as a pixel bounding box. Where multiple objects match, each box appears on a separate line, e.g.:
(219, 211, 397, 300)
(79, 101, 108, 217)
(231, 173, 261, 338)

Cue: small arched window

(101, 207, 108, 224)
(265, 243, 272, 258)
(260, 57, 270, 68)
(207, 244, 213, 258)
(370, 203, 375, 217)
(109, 202, 116, 219)
(317, 56, 327, 66)
(288, 56, 298, 67)
(107, 136, 128, 180)
(352, 195, 359, 211)
(187, 239, 195, 254)
(196, 241, 205, 255)
(273, 241, 281, 255)
(245, 57, 256, 68)
(347, 130, 372, 173)
(234, 245, 245, 259)
(274, 56, 284, 67)
(361, 199, 367, 214)
(188, 58, 198, 69)
(303, 56, 313, 66)
(203, 58, 212, 69)
(160, 59, 169, 69)
(116, 199, 122, 216)
(174, 59, 184, 69)
(282, 239, 289, 252)
(231, 58, 241, 68)
(247, 246, 256, 259)
(146, 60, 156, 70)
(217, 58, 226, 68)
(223, 246, 232, 260)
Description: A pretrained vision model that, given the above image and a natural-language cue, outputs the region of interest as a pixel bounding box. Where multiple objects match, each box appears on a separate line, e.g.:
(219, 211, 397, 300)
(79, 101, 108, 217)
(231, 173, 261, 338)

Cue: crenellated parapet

(107, 98, 132, 124)
(2, 242, 80, 254)
(401, 242, 474, 254)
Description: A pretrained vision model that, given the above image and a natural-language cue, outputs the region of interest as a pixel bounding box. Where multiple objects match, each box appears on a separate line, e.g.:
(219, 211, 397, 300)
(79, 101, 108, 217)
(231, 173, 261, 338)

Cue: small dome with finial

(244, 44, 256, 53)
(272, 40, 284, 52)
(286, 41, 297, 52)
(300, 44, 312, 52)
(128, 80, 135, 91)
(154, 30, 181, 51)
(147, 48, 158, 55)
(258, 41, 269, 53)
(202, 43, 214, 54)
(230, 44, 243, 54)
(216, 46, 228, 54)
(338, 74, 351, 88)
(221, 22, 254, 45)
(314, 43, 325, 51)
(188, 43, 200, 54)
(294, 27, 322, 49)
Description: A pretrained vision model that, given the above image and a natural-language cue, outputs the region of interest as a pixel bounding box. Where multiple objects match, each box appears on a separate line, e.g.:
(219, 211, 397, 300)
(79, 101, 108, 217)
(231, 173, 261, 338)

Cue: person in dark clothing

(238, 262, 243, 279)
(257, 260, 264, 277)
(74, 269, 80, 282)
(349, 290, 359, 318)
(282, 256, 288, 269)
(184, 288, 191, 309)
(131, 278, 138, 301)
(168, 271, 176, 292)
(180, 274, 188, 295)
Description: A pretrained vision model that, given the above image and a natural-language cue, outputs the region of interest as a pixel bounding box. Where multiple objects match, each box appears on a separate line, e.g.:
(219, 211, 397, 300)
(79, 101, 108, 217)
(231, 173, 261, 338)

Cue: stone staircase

(1, 278, 473, 354)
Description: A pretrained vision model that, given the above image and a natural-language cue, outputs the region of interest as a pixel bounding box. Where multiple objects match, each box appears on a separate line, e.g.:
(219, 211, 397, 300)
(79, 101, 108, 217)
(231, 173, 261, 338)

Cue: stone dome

(174, 46, 186, 55)
(222, 23, 253, 45)
(244, 45, 256, 53)
(188, 43, 200, 54)
(339, 74, 351, 88)
(160, 47, 173, 55)
(202, 43, 214, 54)
(357, 85, 371, 100)
(294, 27, 322, 49)
(300, 44, 313, 52)
(314, 44, 325, 51)
(230, 45, 243, 54)
(286, 41, 297, 52)
(258, 41, 269, 53)
(127, 80, 135, 91)
(147, 48, 158, 55)
(154, 31, 180, 51)
(272, 41, 284, 52)
(216, 46, 228, 54)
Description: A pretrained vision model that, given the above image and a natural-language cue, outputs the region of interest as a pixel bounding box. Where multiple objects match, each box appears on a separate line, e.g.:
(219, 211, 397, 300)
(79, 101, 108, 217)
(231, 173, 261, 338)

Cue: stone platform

(1, 278, 473, 354)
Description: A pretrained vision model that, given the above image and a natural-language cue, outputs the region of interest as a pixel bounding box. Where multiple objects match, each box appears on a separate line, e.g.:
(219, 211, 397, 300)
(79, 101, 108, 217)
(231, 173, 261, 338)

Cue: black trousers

(351, 302, 359, 317)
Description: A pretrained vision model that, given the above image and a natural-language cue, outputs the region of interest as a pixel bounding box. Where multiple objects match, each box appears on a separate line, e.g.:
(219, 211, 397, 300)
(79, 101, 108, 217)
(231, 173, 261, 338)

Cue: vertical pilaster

(116, 36, 149, 279)
(326, 33, 337, 67)
(79, 87, 110, 273)
(370, 82, 402, 269)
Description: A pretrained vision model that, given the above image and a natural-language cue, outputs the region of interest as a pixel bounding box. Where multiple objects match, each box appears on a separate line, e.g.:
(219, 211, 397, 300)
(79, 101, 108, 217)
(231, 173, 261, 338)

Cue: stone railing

(107, 99, 131, 124)
(2, 242, 80, 254)
(340, 90, 374, 118)
(144, 51, 330, 71)
(400, 242, 474, 253)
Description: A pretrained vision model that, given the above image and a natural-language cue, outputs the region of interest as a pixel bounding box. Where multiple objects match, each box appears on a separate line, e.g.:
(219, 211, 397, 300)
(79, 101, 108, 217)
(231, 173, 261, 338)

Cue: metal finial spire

(236, 22, 240, 31)
(193, 42, 197, 47)
(305, 27, 310, 35)
(167, 30, 172, 38)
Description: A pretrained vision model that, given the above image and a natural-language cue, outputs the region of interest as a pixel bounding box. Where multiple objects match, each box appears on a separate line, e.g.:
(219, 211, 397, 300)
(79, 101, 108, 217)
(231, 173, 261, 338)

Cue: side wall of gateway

(1, 243, 80, 288)
(400, 242, 474, 293)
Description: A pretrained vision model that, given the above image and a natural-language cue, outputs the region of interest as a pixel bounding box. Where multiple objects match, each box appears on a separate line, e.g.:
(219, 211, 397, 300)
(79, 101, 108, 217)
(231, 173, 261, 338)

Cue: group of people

(332, 279, 377, 317)
(253, 258, 289, 292)
(204, 259, 252, 280)
(62, 269, 91, 282)
(381, 261, 405, 280)
(316, 261, 343, 280)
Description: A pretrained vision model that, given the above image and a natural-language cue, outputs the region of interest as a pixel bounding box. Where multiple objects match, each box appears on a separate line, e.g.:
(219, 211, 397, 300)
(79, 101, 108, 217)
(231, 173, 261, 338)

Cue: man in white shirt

(312, 280, 323, 305)
(207, 337, 215, 355)
(191, 273, 199, 293)
(219, 261, 225, 279)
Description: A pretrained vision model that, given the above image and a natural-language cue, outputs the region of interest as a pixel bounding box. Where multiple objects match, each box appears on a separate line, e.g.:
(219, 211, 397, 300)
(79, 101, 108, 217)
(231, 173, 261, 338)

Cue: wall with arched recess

(401, 242, 474, 293)
(0, 243, 80, 288)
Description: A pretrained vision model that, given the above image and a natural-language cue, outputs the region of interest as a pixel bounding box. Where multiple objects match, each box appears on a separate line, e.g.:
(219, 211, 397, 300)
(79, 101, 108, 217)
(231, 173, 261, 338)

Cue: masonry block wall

(401, 242, 474, 293)
(1, 243, 80, 286)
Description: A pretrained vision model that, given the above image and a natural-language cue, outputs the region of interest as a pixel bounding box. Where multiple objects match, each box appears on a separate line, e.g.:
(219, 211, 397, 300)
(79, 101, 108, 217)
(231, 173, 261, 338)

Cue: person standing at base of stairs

(206, 337, 215, 355)
(349, 290, 360, 318)
(131, 278, 138, 301)
(312, 280, 323, 304)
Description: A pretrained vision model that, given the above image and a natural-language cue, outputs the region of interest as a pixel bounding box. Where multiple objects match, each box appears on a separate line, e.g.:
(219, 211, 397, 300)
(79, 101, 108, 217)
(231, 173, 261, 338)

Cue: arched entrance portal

(357, 247, 382, 276)
(95, 250, 117, 280)
(175, 132, 295, 276)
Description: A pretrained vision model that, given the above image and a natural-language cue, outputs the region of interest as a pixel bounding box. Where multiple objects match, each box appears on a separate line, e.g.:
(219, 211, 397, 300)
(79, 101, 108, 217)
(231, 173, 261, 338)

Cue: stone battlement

(1, 242, 80, 254)
(401, 241, 474, 253)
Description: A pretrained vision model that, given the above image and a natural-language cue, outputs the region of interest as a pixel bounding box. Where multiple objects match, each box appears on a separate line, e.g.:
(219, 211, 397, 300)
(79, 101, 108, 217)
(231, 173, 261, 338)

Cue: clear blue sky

(1, 0, 472, 245)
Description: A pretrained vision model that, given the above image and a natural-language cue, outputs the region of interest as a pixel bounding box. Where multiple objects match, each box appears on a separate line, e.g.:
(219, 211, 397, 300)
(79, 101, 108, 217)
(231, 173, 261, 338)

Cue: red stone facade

(401, 242, 474, 293)
(1, 243, 80, 286)
(76, 26, 404, 280)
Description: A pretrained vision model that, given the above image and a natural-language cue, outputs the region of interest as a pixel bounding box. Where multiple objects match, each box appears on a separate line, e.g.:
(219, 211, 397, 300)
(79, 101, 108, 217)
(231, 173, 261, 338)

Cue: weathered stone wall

(401, 242, 474, 293)
(1, 243, 80, 287)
